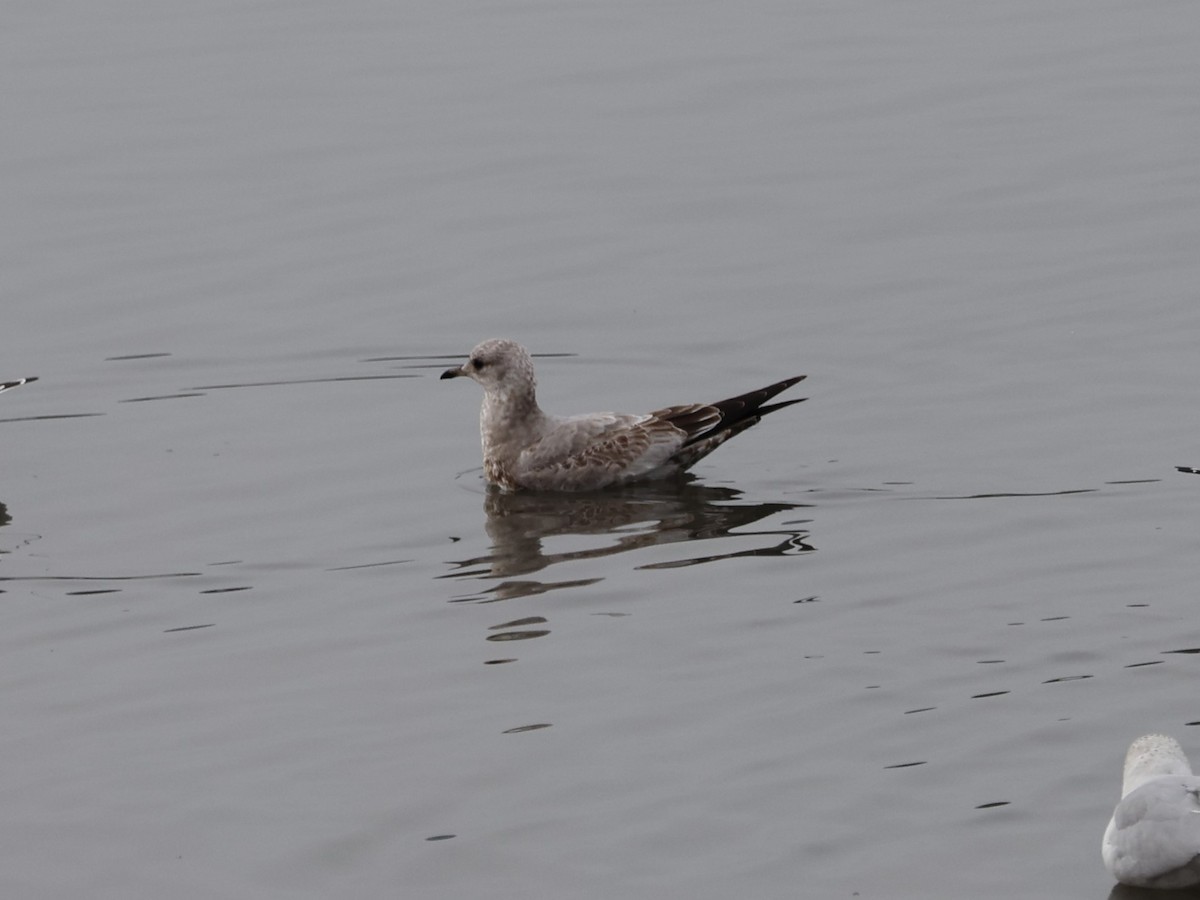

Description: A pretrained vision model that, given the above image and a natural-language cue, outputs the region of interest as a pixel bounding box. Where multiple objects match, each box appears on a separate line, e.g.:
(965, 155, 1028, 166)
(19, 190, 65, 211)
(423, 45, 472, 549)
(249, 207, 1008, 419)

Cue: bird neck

(480, 384, 545, 459)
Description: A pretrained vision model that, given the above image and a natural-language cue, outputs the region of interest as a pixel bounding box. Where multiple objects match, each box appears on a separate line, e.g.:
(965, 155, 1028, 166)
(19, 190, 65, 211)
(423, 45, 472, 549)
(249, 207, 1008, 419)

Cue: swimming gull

(0, 377, 36, 394)
(441, 338, 805, 492)
(1102, 733, 1200, 889)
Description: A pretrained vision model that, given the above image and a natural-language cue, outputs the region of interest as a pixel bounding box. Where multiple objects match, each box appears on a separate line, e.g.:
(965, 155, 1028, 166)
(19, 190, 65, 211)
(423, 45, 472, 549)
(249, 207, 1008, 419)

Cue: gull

(0, 377, 36, 394)
(441, 338, 805, 492)
(1102, 733, 1200, 889)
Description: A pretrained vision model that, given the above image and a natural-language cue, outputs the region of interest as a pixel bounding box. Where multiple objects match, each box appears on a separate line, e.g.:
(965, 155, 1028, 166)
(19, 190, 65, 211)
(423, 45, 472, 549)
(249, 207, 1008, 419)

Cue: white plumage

(1103, 734, 1200, 889)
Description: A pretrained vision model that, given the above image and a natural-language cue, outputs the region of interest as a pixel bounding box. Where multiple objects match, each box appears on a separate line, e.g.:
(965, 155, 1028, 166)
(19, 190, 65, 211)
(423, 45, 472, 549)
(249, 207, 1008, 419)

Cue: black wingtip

(756, 396, 807, 417)
(755, 375, 806, 403)
(685, 375, 806, 443)
(0, 376, 37, 392)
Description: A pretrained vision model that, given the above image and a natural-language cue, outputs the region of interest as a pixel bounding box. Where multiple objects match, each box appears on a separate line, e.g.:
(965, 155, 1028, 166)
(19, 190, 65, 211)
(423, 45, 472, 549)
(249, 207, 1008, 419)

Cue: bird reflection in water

(442, 478, 813, 602)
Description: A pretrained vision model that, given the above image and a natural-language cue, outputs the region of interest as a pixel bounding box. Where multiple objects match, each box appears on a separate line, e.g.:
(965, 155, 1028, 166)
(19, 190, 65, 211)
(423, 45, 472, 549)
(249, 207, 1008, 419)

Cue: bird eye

(471, 357, 484, 371)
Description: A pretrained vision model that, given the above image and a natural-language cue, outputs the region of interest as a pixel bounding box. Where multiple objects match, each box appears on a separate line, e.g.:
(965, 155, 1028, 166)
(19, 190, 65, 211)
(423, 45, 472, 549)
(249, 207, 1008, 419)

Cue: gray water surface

(3, 2, 1200, 898)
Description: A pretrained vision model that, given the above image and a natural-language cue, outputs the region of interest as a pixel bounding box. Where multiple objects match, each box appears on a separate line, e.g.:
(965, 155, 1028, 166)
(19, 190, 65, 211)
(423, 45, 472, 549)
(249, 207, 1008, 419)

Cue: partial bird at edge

(1102, 733, 1200, 890)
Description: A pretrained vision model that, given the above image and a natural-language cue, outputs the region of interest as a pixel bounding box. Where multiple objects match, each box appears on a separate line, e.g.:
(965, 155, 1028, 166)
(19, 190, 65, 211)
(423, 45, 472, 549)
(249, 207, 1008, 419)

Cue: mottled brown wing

(517, 416, 689, 491)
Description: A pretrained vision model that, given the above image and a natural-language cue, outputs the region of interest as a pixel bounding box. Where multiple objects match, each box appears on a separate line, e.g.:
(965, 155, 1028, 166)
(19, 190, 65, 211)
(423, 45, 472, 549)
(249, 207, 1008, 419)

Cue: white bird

(0, 377, 36, 394)
(1103, 733, 1200, 889)
(441, 338, 805, 492)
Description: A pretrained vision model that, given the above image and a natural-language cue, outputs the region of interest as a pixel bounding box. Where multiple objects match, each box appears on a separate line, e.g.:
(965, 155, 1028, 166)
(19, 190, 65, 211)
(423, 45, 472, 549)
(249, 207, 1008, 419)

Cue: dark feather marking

(703, 375, 807, 438)
(652, 374, 805, 471)
(655, 375, 805, 447)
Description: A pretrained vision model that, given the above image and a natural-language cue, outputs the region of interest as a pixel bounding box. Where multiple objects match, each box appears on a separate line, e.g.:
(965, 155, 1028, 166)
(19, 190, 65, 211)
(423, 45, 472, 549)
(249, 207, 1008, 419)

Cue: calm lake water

(3, 1, 1200, 898)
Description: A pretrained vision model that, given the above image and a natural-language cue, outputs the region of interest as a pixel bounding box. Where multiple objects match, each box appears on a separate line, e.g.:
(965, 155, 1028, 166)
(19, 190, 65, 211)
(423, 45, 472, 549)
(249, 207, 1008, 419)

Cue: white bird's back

(1103, 734, 1200, 889)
